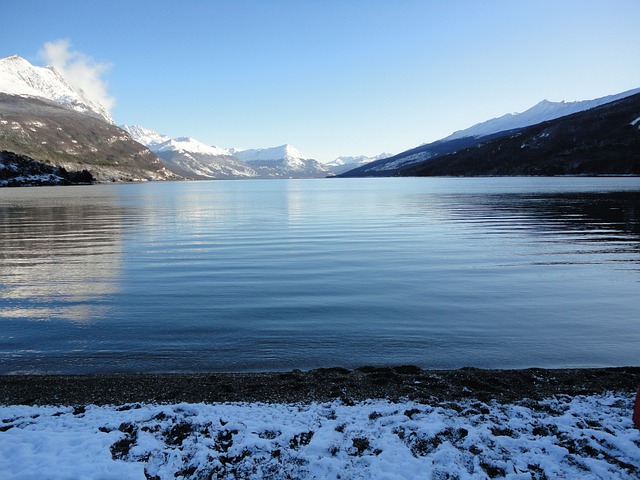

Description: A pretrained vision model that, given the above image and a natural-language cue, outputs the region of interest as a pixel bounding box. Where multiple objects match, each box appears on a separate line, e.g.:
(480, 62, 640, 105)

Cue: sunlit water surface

(1, 177, 639, 373)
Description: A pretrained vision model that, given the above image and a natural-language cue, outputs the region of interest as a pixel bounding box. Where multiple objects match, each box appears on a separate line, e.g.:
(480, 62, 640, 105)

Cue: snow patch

(0, 173, 62, 186)
(631, 116, 640, 127)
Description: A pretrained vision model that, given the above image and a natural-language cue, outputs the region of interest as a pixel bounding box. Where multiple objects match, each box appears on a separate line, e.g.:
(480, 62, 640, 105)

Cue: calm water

(1, 177, 639, 374)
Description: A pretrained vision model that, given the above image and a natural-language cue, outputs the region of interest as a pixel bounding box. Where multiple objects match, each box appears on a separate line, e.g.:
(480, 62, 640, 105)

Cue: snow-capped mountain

(341, 87, 640, 177)
(120, 124, 171, 150)
(122, 125, 256, 179)
(232, 144, 306, 163)
(124, 125, 332, 179)
(0, 55, 114, 124)
(444, 88, 640, 142)
(233, 144, 332, 178)
(0, 57, 174, 182)
(122, 125, 234, 157)
(156, 137, 232, 157)
(401, 91, 640, 176)
(325, 153, 394, 175)
(152, 137, 258, 180)
(153, 147, 258, 180)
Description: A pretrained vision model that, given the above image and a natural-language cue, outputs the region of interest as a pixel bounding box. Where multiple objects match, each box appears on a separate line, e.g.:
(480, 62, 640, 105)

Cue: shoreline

(2, 365, 639, 406)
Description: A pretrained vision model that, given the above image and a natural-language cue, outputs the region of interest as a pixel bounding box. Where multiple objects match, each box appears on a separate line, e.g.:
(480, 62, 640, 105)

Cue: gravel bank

(2, 366, 638, 406)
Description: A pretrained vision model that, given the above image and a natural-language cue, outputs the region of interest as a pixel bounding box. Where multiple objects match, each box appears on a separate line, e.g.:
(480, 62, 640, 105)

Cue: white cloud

(38, 39, 115, 112)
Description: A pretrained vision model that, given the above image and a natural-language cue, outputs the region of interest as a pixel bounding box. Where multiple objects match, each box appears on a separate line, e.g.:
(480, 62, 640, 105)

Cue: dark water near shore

(1, 177, 639, 374)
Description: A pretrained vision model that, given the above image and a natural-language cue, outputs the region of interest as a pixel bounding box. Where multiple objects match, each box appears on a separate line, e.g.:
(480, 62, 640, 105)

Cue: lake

(1, 177, 639, 374)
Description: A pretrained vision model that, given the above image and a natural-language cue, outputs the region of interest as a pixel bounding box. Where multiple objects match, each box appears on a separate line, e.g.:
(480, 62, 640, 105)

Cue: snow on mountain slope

(124, 125, 331, 179)
(122, 125, 233, 156)
(342, 87, 640, 177)
(233, 144, 307, 163)
(445, 88, 640, 141)
(157, 137, 233, 157)
(121, 124, 260, 179)
(0, 55, 114, 124)
(155, 148, 258, 180)
(326, 153, 394, 175)
(230, 144, 332, 177)
(120, 124, 171, 150)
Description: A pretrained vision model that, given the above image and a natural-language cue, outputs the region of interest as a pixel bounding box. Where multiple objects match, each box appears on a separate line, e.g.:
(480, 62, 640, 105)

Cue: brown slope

(0, 93, 180, 182)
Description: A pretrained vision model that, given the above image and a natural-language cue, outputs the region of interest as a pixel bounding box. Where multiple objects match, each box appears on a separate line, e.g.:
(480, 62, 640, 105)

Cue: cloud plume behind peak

(39, 39, 115, 113)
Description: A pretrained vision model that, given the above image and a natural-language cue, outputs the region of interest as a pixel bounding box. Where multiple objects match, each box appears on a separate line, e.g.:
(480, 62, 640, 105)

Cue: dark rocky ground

(2, 366, 638, 406)
(0, 150, 94, 186)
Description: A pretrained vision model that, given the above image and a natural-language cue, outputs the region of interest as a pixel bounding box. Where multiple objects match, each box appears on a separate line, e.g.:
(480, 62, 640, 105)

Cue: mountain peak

(0, 54, 114, 124)
(1, 55, 29, 65)
(121, 124, 171, 149)
(280, 144, 306, 159)
(444, 88, 640, 142)
(162, 137, 231, 156)
(233, 144, 308, 163)
(122, 125, 232, 157)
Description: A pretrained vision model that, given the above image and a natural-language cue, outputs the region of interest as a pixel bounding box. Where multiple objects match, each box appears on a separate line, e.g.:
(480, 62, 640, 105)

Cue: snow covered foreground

(1, 395, 638, 480)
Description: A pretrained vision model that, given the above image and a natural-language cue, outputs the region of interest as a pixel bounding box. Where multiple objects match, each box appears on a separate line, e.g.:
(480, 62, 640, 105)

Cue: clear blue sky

(2, 0, 639, 162)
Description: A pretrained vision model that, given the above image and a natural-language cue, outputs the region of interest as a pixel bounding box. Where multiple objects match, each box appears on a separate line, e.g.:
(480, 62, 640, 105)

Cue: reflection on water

(440, 191, 640, 266)
(1, 178, 639, 374)
(0, 186, 128, 322)
(445, 191, 640, 234)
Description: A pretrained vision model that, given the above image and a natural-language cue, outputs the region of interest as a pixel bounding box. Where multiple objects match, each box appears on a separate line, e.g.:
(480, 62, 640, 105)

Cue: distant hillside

(340, 88, 640, 177)
(325, 153, 393, 175)
(0, 94, 177, 182)
(338, 133, 517, 177)
(123, 125, 332, 179)
(400, 93, 640, 177)
(442, 88, 640, 142)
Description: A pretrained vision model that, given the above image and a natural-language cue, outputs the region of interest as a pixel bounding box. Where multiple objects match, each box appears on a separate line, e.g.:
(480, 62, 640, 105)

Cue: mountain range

(339, 88, 640, 177)
(121, 125, 332, 179)
(0, 55, 331, 183)
(1, 54, 638, 184)
(399, 92, 640, 177)
(0, 56, 176, 182)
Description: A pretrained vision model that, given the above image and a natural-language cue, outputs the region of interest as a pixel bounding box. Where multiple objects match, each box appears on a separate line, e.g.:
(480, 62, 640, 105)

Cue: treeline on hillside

(0, 150, 94, 187)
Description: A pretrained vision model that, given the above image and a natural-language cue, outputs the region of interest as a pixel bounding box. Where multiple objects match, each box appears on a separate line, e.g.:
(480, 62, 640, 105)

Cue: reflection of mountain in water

(521, 192, 639, 236)
(0, 190, 128, 323)
(442, 191, 640, 263)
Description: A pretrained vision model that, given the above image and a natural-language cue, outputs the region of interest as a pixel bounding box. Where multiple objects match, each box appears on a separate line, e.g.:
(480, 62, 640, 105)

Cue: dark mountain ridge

(399, 92, 640, 177)
(337, 130, 521, 178)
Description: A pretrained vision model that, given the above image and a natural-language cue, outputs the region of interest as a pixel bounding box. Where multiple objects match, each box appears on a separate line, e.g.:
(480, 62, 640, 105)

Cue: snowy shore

(1, 367, 639, 479)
